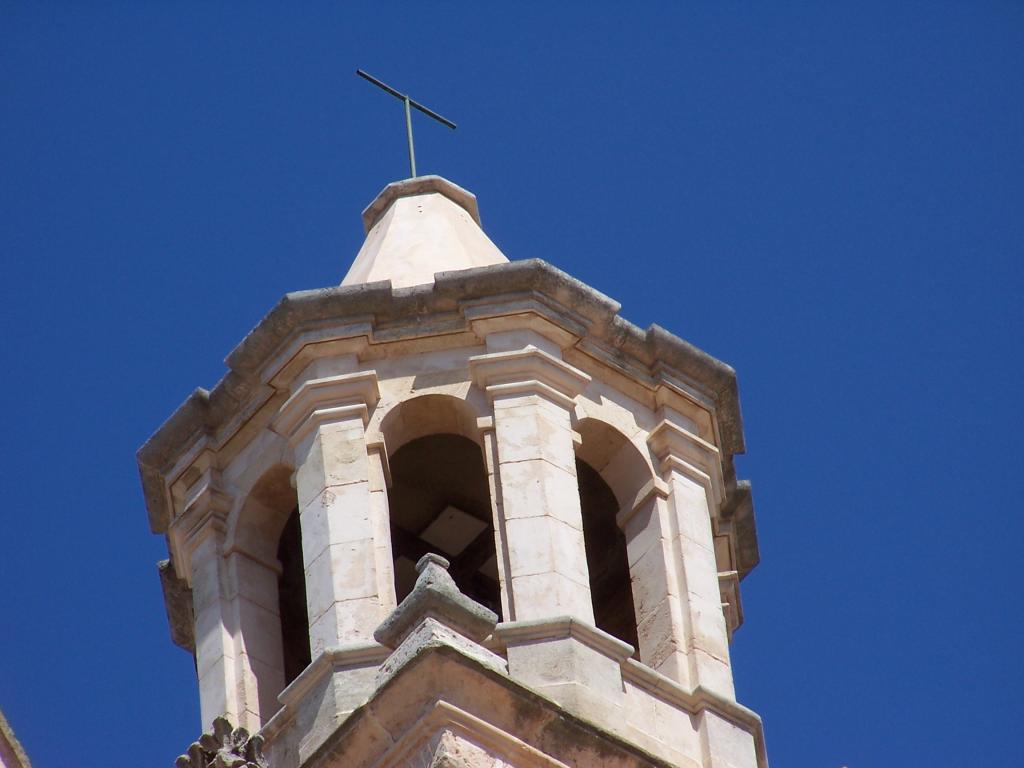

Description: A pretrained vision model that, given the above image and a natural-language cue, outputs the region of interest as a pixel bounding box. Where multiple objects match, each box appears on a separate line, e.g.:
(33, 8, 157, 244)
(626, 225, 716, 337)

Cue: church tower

(139, 176, 766, 768)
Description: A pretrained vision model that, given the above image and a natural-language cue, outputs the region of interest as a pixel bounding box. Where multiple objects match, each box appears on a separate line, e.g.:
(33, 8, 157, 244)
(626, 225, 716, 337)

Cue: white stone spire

(341, 176, 509, 289)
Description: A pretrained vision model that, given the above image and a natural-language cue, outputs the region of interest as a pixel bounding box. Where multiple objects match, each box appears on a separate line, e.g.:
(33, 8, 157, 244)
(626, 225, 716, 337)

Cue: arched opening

(577, 458, 639, 652)
(231, 465, 310, 723)
(575, 418, 653, 655)
(387, 434, 500, 615)
(380, 395, 500, 617)
(276, 507, 311, 686)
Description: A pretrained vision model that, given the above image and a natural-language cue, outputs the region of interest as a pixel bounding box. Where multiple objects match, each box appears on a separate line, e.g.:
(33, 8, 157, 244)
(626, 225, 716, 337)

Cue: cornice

(469, 346, 591, 409)
(361, 176, 482, 233)
(275, 641, 389, 715)
(271, 370, 380, 449)
(138, 259, 746, 534)
(620, 659, 768, 768)
(719, 479, 759, 578)
(167, 470, 234, 585)
(158, 558, 195, 652)
(494, 616, 636, 663)
(648, 417, 726, 508)
(300, 643, 679, 768)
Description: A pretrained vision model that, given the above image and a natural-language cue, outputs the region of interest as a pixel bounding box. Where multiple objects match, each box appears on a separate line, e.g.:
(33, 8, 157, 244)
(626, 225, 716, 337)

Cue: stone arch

(227, 464, 309, 725)
(574, 417, 655, 655)
(378, 392, 485, 453)
(230, 464, 295, 562)
(379, 394, 501, 616)
(575, 418, 654, 513)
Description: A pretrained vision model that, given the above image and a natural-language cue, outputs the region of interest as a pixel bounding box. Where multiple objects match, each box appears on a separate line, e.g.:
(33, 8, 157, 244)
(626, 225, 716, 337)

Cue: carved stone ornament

(175, 717, 268, 768)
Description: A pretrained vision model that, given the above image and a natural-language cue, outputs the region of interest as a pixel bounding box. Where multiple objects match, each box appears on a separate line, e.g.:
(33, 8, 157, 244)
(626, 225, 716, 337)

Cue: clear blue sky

(1, 4, 1021, 766)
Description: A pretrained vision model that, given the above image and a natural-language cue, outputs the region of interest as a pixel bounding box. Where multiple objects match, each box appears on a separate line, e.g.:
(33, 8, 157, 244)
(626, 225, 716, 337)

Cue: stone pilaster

(366, 439, 397, 612)
(647, 412, 734, 700)
(479, 420, 513, 621)
(616, 478, 692, 685)
(167, 470, 245, 729)
(469, 346, 594, 624)
(223, 548, 286, 723)
(272, 369, 392, 657)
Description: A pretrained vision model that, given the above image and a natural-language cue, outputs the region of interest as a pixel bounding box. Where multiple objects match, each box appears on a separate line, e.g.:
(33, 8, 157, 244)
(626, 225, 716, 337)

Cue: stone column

(469, 346, 594, 623)
(272, 369, 389, 657)
(617, 479, 690, 684)
(647, 413, 734, 700)
(366, 439, 397, 611)
(168, 471, 244, 729)
(479, 421, 513, 620)
(223, 548, 286, 724)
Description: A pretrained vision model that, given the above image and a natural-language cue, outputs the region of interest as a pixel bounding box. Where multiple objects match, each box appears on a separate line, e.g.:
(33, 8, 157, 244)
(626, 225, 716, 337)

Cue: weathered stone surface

(343, 176, 508, 289)
(175, 716, 267, 768)
(720, 479, 759, 578)
(138, 176, 767, 768)
(305, 646, 678, 768)
(360, 176, 483, 232)
(374, 554, 497, 649)
(408, 730, 512, 768)
(138, 258, 750, 536)
(158, 558, 195, 653)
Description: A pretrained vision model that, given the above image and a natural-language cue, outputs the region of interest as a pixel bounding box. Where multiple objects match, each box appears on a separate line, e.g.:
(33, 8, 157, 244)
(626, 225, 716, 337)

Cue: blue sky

(1, 3, 1021, 766)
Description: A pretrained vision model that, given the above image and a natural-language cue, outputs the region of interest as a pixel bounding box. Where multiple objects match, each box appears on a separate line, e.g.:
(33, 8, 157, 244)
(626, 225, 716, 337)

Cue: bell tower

(140, 175, 766, 767)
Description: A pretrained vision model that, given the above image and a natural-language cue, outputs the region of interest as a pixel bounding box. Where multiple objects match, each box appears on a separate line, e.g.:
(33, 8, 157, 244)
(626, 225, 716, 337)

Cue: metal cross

(356, 69, 457, 179)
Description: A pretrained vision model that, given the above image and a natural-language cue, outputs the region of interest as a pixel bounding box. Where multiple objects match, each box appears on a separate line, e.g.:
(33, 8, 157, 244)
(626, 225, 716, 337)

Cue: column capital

(615, 475, 671, 530)
(647, 415, 725, 509)
(469, 346, 590, 410)
(167, 467, 234, 587)
(272, 370, 380, 451)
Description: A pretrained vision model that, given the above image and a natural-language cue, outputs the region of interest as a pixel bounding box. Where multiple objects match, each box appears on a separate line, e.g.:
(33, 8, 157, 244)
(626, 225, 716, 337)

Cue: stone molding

(260, 594, 765, 768)
(375, 554, 498, 649)
(720, 479, 759, 578)
(265, 334, 372, 393)
(468, 312, 579, 353)
(615, 476, 672, 530)
(647, 417, 725, 509)
(301, 646, 677, 768)
(494, 616, 636, 664)
(363, 700, 577, 768)
(469, 346, 591, 409)
(219, 543, 283, 577)
(258, 640, 391, 755)
(158, 558, 195, 652)
(718, 569, 742, 637)
(273, 641, 390, 718)
(262, 556, 509, 762)
(374, 554, 505, 687)
(167, 469, 233, 586)
(364, 437, 392, 489)
(271, 370, 380, 449)
(492, 622, 767, 767)
(361, 176, 482, 233)
(138, 259, 748, 536)
(621, 660, 768, 768)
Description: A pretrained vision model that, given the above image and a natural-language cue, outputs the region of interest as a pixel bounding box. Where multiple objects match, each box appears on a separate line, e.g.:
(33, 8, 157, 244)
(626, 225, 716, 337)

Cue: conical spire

(341, 176, 509, 289)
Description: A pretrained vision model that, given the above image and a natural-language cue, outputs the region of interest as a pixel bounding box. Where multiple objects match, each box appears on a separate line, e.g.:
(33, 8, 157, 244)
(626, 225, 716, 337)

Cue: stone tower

(139, 176, 766, 768)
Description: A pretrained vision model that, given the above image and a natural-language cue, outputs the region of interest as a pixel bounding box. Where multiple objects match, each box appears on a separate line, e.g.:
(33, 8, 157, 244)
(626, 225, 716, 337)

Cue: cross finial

(356, 69, 457, 179)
